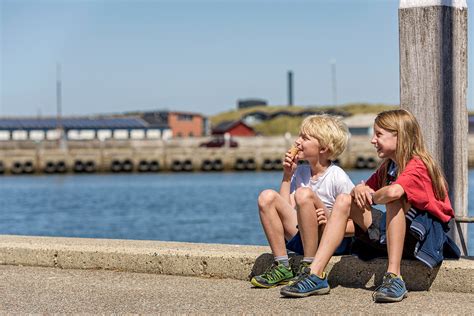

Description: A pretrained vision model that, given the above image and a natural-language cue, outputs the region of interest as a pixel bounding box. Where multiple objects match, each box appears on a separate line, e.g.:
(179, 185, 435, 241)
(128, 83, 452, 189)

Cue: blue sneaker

(372, 273, 408, 303)
(280, 268, 330, 298)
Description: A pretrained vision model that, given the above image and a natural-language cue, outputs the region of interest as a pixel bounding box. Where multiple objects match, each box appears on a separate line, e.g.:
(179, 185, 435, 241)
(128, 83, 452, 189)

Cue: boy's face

(371, 124, 397, 160)
(295, 133, 324, 160)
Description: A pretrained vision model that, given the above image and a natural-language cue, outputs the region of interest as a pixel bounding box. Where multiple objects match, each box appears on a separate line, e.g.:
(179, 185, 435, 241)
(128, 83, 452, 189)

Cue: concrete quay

(0, 235, 472, 294)
(1, 264, 473, 314)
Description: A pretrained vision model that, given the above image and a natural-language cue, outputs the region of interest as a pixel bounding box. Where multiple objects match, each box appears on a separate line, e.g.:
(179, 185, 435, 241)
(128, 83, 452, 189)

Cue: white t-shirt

(290, 163, 354, 213)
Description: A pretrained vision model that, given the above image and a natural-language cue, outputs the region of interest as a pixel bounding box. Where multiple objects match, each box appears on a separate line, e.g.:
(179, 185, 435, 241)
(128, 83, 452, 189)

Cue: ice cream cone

(289, 146, 299, 160)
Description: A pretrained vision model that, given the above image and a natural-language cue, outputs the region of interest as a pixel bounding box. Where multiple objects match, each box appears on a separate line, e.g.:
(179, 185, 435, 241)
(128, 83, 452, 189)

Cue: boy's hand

(316, 208, 328, 225)
(282, 148, 299, 178)
(351, 181, 375, 209)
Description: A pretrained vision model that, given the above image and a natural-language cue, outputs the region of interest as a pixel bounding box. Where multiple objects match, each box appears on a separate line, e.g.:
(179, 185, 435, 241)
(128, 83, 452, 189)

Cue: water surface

(1, 170, 472, 254)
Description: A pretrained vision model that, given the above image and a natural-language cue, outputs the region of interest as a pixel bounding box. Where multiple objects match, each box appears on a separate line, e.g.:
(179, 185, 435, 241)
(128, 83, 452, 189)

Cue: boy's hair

(375, 109, 447, 200)
(299, 114, 349, 161)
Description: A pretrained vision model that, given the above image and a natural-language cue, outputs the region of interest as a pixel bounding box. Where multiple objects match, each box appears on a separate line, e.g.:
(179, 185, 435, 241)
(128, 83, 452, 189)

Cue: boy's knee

(294, 187, 314, 206)
(333, 194, 351, 217)
(336, 193, 352, 207)
(258, 189, 278, 209)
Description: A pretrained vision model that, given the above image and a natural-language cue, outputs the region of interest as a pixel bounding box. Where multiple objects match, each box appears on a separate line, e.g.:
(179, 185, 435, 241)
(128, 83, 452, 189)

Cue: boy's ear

(320, 147, 329, 154)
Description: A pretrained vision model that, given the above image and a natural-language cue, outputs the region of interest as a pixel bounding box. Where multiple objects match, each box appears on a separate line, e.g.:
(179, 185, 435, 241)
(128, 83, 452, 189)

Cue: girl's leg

(294, 187, 326, 259)
(258, 189, 298, 257)
(385, 198, 411, 275)
(310, 194, 373, 276)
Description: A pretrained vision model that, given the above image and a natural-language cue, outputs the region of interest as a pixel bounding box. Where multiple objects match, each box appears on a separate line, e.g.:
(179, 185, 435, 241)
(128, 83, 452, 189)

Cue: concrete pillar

(399, 0, 468, 254)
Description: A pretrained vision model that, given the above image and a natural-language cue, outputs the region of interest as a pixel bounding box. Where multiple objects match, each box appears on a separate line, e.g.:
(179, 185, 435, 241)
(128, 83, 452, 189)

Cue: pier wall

(0, 135, 473, 174)
(0, 235, 472, 293)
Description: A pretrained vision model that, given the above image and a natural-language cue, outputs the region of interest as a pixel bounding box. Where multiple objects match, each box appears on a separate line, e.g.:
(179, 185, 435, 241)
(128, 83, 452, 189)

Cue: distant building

(241, 111, 270, 126)
(0, 117, 169, 141)
(212, 120, 256, 137)
(469, 115, 474, 134)
(342, 113, 377, 136)
(139, 111, 206, 138)
(237, 99, 268, 109)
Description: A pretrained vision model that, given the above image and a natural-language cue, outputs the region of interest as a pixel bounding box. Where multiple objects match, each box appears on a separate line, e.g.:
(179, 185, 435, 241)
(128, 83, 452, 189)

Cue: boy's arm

(280, 174, 293, 206)
(372, 184, 405, 205)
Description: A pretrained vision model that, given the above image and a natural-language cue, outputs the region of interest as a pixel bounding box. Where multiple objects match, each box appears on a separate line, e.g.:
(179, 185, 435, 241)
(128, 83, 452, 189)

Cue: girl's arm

(351, 181, 375, 209)
(372, 184, 405, 205)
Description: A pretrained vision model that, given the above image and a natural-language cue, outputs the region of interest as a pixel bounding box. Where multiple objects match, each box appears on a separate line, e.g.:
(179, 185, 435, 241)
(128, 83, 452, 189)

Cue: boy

(251, 114, 355, 288)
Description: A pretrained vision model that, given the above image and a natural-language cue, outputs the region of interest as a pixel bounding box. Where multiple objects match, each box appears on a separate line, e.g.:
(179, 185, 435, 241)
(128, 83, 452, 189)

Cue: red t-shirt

(365, 158, 454, 223)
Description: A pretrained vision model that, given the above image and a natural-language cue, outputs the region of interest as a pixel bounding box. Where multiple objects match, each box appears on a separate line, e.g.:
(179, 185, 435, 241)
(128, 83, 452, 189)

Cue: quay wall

(1, 135, 474, 174)
(0, 235, 472, 293)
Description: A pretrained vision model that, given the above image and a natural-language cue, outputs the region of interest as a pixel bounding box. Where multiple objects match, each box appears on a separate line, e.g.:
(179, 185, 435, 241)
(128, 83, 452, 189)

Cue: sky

(0, 0, 472, 117)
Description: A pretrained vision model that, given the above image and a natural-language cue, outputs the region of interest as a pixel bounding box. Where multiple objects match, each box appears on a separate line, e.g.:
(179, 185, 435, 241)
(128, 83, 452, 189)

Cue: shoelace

(261, 262, 285, 281)
(293, 264, 309, 281)
(372, 275, 401, 301)
(291, 267, 311, 287)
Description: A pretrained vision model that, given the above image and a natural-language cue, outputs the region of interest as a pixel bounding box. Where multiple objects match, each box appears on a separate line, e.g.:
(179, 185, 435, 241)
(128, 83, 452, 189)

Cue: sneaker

(250, 261, 294, 288)
(372, 273, 408, 303)
(280, 268, 330, 298)
(288, 261, 311, 285)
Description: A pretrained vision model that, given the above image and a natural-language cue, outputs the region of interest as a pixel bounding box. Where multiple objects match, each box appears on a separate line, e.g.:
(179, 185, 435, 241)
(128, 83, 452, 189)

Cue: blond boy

(251, 114, 354, 288)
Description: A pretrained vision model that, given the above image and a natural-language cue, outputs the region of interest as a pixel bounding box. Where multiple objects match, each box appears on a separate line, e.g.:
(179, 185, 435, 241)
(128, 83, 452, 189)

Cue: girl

(280, 109, 456, 303)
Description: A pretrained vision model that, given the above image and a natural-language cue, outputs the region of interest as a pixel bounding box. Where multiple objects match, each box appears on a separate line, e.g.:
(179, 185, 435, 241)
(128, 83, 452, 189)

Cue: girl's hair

(375, 109, 447, 199)
(299, 114, 349, 161)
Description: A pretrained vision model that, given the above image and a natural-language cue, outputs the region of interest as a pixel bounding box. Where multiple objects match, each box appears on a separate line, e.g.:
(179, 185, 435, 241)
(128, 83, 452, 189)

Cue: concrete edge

(0, 234, 472, 293)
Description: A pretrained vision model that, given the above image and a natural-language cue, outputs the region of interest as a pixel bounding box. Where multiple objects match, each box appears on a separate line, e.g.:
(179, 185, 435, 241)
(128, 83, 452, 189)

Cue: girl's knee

(386, 198, 410, 214)
(258, 189, 278, 209)
(294, 187, 314, 206)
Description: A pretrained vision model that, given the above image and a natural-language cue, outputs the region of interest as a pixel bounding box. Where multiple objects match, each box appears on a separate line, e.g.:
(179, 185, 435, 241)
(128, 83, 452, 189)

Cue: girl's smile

(371, 124, 397, 160)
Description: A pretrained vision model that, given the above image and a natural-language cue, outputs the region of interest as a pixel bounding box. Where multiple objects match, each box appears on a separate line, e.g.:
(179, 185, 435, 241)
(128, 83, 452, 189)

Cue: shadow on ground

(249, 253, 440, 291)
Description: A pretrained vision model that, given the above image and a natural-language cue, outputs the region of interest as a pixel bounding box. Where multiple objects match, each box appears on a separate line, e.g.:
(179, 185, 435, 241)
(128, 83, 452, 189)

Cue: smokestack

(287, 70, 293, 106)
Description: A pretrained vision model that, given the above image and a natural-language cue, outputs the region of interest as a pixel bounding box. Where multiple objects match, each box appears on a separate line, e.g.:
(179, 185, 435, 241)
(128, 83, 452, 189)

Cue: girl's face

(295, 133, 323, 160)
(371, 124, 397, 160)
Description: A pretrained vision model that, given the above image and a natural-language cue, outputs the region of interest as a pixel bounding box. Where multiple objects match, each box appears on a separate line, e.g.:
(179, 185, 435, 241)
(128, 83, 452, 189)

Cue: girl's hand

(351, 181, 375, 209)
(316, 208, 328, 225)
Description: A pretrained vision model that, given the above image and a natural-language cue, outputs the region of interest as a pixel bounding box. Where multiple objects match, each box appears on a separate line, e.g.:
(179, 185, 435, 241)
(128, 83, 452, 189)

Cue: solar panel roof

(0, 117, 156, 130)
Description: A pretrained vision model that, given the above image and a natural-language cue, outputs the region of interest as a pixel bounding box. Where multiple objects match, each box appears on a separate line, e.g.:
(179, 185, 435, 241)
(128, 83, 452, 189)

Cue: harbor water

(1, 171, 473, 255)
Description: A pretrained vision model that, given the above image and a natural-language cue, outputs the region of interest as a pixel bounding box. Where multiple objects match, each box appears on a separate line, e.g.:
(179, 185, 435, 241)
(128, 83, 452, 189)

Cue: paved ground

(0, 265, 472, 314)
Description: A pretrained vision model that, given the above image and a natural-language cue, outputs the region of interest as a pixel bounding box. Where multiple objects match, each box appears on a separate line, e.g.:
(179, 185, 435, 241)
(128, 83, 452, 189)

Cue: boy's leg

(252, 189, 297, 288)
(310, 194, 372, 276)
(294, 187, 325, 260)
(385, 198, 411, 276)
(257, 189, 298, 257)
(280, 194, 373, 297)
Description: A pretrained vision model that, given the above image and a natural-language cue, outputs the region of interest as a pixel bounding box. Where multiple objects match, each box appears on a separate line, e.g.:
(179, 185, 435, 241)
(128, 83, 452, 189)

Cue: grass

(253, 116, 304, 136)
(210, 103, 398, 136)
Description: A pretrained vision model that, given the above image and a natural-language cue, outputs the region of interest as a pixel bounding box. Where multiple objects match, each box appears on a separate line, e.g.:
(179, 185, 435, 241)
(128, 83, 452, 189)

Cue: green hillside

(210, 103, 397, 136)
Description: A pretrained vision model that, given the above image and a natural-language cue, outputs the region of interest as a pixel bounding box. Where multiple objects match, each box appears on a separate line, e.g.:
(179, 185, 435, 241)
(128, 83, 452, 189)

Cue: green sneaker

(250, 261, 294, 288)
(288, 261, 311, 285)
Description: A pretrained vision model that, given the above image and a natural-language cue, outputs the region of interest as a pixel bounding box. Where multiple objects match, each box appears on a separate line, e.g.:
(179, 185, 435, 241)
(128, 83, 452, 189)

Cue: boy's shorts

(286, 231, 353, 256)
(352, 206, 417, 261)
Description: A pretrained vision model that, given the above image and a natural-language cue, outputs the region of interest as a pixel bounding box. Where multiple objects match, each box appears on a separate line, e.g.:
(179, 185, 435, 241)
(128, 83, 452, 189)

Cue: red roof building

(212, 120, 256, 137)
